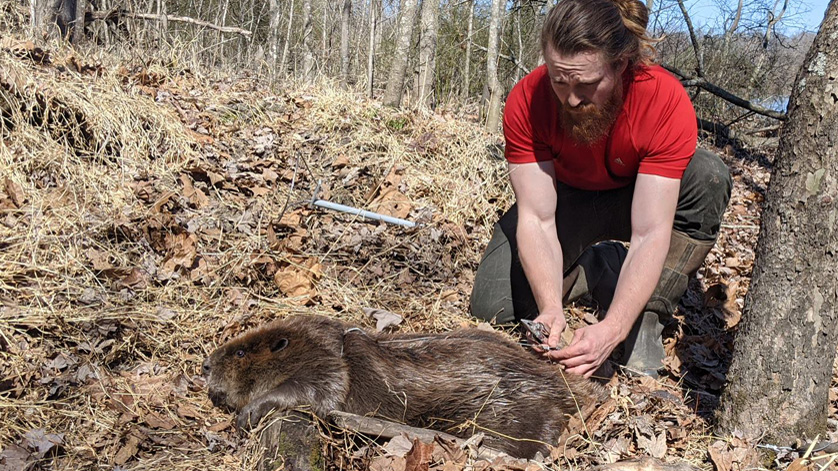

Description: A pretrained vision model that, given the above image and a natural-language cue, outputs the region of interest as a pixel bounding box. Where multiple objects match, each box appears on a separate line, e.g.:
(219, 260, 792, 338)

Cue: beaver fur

(203, 315, 600, 458)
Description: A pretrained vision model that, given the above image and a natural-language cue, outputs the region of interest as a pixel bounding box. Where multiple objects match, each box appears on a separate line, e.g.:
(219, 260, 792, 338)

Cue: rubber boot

(620, 230, 717, 376)
(562, 241, 628, 309)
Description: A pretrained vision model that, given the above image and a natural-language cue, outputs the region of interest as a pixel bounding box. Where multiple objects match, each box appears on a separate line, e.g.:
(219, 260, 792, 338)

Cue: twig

(89, 10, 252, 37)
(663, 65, 787, 121)
(328, 410, 506, 461)
(675, 0, 704, 77)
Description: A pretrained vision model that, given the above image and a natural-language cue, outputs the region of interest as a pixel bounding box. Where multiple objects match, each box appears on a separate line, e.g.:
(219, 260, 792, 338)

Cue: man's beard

(559, 81, 624, 144)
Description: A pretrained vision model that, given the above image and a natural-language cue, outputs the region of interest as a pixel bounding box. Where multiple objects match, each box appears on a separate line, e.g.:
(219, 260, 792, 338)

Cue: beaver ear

(270, 338, 289, 352)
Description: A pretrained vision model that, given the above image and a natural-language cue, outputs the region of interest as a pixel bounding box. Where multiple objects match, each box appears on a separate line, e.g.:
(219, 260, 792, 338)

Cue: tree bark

(383, 0, 419, 107)
(268, 0, 282, 69)
(483, 0, 504, 131)
(717, 0, 838, 444)
(157, 0, 168, 46)
(366, 0, 378, 97)
(71, 0, 85, 44)
(461, 0, 474, 102)
(280, 0, 296, 78)
(259, 410, 321, 471)
(416, 0, 439, 109)
(321, 0, 329, 76)
(32, 0, 82, 40)
(302, 0, 314, 81)
(340, 0, 351, 87)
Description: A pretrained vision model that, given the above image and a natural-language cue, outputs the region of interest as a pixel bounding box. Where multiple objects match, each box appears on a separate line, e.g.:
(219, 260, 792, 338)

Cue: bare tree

(383, 0, 420, 107)
(321, 0, 330, 75)
(747, 0, 789, 89)
(676, 0, 704, 77)
(717, 0, 838, 443)
(461, 0, 475, 102)
(416, 0, 440, 108)
(366, 0, 378, 97)
(302, 0, 315, 81)
(280, 0, 296, 77)
(721, 0, 743, 53)
(268, 0, 282, 70)
(340, 0, 352, 86)
(484, 0, 504, 130)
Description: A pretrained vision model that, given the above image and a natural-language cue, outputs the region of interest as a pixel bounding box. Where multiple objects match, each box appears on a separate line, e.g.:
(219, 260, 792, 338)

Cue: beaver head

(203, 315, 351, 414)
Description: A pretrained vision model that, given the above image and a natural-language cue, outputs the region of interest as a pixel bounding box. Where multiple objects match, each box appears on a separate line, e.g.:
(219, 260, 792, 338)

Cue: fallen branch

(328, 410, 506, 461)
(664, 65, 787, 121)
(89, 10, 252, 37)
(592, 457, 701, 471)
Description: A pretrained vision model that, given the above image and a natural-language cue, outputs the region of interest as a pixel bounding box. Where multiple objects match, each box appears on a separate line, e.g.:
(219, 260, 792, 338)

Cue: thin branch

(89, 9, 252, 37)
(763, 0, 789, 47)
(664, 65, 787, 121)
(328, 411, 505, 461)
(675, 0, 704, 76)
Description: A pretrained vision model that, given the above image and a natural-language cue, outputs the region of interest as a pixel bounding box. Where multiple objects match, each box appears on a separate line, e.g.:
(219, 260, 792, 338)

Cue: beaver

(203, 315, 601, 458)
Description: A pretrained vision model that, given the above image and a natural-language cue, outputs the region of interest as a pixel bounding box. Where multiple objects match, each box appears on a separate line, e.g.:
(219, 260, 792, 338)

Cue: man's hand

(548, 320, 624, 378)
(533, 306, 567, 349)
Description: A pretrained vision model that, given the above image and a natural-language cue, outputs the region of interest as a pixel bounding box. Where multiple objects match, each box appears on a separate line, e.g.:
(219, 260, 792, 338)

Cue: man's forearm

(516, 219, 564, 311)
(602, 230, 671, 340)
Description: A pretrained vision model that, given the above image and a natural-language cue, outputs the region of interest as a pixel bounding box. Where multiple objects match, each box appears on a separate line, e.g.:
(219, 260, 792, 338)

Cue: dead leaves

(364, 307, 404, 331)
(0, 429, 64, 471)
(707, 437, 760, 471)
(369, 434, 539, 471)
(0, 38, 49, 63)
(159, 232, 198, 280)
(181, 174, 210, 208)
(273, 256, 322, 304)
(367, 166, 413, 220)
(2, 177, 25, 209)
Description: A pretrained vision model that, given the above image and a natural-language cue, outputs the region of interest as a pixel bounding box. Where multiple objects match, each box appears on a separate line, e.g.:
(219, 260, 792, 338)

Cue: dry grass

(0, 10, 514, 469)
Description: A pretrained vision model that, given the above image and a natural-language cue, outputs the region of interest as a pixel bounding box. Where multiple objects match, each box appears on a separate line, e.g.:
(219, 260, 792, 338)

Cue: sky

(682, 0, 830, 33)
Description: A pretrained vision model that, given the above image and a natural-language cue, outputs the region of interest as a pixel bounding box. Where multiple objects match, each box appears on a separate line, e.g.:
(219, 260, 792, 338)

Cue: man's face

(544, 46, 626, 143)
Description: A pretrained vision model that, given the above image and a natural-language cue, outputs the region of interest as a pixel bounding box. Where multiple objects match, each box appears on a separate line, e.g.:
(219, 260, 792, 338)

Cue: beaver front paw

(236, 401, 270, 431)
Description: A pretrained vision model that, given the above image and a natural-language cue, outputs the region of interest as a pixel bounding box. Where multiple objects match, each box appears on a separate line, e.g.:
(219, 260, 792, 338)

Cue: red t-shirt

(503, 64, 697, 190)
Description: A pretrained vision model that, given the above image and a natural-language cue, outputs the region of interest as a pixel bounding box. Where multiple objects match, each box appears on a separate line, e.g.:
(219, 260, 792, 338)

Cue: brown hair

(541, 0, 657, 70)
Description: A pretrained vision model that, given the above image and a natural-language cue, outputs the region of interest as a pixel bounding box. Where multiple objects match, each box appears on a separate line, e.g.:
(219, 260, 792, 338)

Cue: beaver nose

(202, 358, 211, 377)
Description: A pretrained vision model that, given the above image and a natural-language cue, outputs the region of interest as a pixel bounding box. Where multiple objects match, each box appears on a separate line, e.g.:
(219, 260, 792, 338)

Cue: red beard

(559, 80, 624, 144)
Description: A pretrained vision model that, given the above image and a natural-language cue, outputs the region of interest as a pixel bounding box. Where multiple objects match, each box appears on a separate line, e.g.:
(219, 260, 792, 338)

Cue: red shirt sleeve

(636, 69, 698, 179)
(503, 67, 555, 164)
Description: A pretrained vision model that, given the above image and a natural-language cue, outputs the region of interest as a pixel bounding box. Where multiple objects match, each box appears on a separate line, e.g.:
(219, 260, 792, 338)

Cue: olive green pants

(470, 149, 732, 323)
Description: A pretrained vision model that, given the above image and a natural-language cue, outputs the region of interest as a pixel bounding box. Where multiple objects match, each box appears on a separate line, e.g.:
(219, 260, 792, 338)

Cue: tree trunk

(416, 0, 439, 109)
(157, 0, 167, 46)
(484, 0, 504, 131)
(366, 0, 377, 97)
(32, 0, 82, 41)
(269, 0, 281, 69)
(383, 0, 419, 108)
(302, 0, 314, 81)
(321, 0, 329, 76)
(340, 0, 351, 87)
(461, 0, 474, 102)
(280, 0, 295, 78)
(71, 0, 85, 44)
(717, 0, 838, 444)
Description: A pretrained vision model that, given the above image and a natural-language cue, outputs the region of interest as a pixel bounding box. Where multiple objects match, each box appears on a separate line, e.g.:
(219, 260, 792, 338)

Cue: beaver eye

(235, 349, 246, 358)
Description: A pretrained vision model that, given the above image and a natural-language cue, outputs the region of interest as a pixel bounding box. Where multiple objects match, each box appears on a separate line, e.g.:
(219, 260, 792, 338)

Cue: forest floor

(2, 4, 838, 471)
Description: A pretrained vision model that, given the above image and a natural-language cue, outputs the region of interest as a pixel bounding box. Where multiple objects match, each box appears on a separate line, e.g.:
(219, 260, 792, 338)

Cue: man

(470, 0, 732, 377)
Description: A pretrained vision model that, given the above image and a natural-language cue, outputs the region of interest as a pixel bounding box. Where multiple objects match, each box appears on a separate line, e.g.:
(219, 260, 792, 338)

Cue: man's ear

(615, 57, 629, 75)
